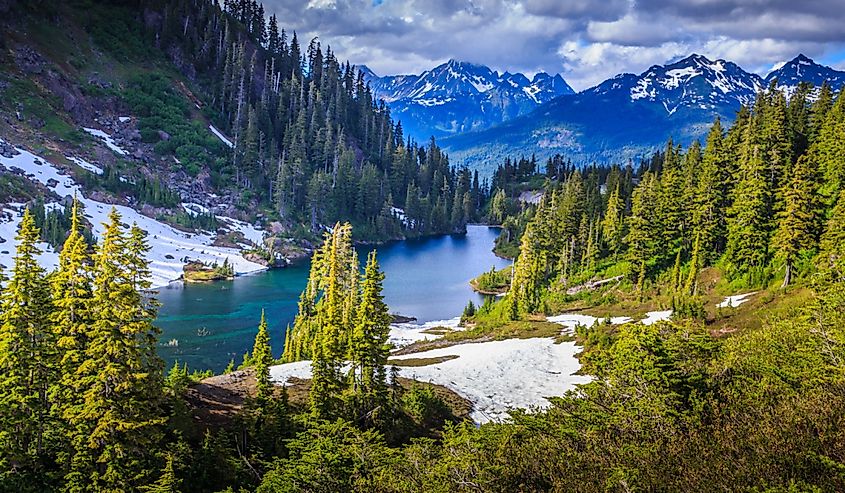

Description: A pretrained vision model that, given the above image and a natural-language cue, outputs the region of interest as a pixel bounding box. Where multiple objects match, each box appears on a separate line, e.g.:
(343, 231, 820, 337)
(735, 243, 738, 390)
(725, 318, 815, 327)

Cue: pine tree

(626, 173, 659, 282)
(601, 184, 624, 259)
(772, 155, 818, 287)
(349, 251, 391, 410)
(140, 454, 181, 493)
(67, 209, 165, 490)
(0, 208, 54, 482)
(509, 224, 545, 315)
(252, 310, 274, 402)
(726, 121, 772, 281)
(694, 119, 727, 259)
(817, 190, 845, 282)
(50, 197, 95, 483)
(670, 249, 683, 292)
(684, 231, 702, 296)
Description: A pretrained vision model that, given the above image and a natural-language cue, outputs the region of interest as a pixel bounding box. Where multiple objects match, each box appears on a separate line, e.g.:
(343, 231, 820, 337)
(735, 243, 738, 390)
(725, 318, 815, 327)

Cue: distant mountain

(442, 54, 845, 175)
(766, 54, 845, 98)
(361, 59, 575, 140)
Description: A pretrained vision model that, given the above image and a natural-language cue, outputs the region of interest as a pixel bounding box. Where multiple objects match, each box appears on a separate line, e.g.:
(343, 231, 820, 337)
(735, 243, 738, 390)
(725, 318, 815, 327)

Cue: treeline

(132, 0, 487, 239)
(504, 82, 845, 315)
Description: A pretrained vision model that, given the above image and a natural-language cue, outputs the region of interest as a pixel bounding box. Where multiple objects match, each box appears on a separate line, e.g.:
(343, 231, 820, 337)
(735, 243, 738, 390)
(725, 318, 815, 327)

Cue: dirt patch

(388, 355, 460, 367)
(186, 368, 474, 428)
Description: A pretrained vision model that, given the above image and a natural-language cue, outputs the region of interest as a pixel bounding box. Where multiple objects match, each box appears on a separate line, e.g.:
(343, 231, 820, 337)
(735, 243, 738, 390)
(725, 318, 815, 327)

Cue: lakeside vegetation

(182, 259, 235, 282)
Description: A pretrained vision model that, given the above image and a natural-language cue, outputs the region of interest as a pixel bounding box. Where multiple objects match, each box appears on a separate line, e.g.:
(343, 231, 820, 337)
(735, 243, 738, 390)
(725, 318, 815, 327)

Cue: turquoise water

(155, 225, 511, 372)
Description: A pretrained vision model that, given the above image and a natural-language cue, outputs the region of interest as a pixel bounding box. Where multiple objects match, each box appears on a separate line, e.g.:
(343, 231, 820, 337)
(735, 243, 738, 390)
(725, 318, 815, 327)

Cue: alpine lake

(155, 225, 511, 372)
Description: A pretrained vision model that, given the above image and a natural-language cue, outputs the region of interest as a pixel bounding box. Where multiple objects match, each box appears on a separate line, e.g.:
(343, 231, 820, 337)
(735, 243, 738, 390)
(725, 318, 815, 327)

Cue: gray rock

(0, 141, 19, 159)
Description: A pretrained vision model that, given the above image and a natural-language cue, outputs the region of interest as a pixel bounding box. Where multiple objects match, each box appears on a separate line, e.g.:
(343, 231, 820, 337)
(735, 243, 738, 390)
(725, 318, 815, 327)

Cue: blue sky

(263, 0, 845, 90)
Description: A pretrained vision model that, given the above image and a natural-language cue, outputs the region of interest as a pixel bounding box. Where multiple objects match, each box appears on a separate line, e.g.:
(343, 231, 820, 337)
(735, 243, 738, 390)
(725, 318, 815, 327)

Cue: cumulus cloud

(262, 0, 845, 90)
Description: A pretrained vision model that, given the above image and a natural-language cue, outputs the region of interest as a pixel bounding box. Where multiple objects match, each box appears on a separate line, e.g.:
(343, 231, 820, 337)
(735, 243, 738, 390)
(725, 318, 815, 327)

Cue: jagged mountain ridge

(440, 53, 845, 175)
(361, 59, 574, 139)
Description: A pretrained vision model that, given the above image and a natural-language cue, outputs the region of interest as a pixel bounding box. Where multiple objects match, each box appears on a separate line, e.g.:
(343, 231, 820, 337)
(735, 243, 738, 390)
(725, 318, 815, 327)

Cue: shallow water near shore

(155, 225, 512, 372)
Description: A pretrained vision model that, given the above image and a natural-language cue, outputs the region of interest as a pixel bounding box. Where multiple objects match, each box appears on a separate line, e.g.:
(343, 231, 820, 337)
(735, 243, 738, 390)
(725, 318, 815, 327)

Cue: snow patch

(717, 292, 758, 309)
(641, 310, 673, 325)
(209, 125, 234, 148)
(389, 317, 461, 347)
(547, 313, 632, 333)
(182, 202, 209, 217)
(270, 337, 591, 424)
(66, 156, 103, 175)
(82, 127, 128, 156)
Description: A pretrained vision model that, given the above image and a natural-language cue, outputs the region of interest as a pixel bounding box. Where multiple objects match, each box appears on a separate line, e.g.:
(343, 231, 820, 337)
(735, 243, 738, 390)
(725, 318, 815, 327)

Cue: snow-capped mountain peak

(589, 53, 764, 115)
(765, 54, 845, 98)
(361, 60, 575, 139)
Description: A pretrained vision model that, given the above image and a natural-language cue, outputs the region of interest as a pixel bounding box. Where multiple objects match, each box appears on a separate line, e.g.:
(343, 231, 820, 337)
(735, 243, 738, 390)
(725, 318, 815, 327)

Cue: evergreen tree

(252, 310, 274, 402)
(693, 119, 727, 259)
(772, 155, 818, 287)
(67, 209, 165, 490)
(50, 198, 95, 485)
(349, 251, 391, 413)
(626, 173, 659, 282)
(726, 121, 772, 280)
(140, 454, 181, 493)
(818, 190, 845, 282)
(602, 184, 625, 259)
(0, 208, 54, 485)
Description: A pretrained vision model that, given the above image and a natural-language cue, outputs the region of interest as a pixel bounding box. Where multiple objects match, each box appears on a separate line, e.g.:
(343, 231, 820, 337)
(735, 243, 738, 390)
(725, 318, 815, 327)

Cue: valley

(0, 0, 844, 492)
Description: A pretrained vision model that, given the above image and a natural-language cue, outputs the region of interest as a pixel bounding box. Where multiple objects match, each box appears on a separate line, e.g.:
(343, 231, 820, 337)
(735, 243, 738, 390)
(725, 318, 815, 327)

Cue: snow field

(0, 140, 266, 288)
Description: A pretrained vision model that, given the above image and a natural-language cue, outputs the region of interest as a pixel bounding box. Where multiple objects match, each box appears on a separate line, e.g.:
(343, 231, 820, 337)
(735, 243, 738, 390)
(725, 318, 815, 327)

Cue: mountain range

(366, 54, 845, 174)
(361, 60, 574, 140)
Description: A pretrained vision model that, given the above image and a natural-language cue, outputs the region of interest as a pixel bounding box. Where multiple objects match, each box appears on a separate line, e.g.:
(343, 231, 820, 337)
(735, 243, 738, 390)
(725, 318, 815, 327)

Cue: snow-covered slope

(362, 60, 575, 139)
(0, 140, 266, 288)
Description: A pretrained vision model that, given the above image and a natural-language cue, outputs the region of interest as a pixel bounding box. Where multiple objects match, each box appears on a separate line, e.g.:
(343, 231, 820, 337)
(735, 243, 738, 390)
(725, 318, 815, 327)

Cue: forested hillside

(501, 81, 842, 313)
(0, 0, 486, 254)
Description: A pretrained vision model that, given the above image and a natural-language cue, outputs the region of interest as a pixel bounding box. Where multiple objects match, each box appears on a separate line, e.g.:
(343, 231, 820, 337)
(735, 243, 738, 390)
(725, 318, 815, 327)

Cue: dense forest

(139, 0, 488, 239)
(500, 81, 844, 315)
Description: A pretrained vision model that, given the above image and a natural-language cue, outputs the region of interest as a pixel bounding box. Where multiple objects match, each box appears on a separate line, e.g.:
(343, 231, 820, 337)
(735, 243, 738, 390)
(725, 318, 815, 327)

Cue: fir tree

(818, 190, 845, 282)
(601, 184, 624, 259)
(68, 209, 165, 490)
(349, 251, 391, 411)
(140, 454, 181, 493)
(726, 121, 772, 281)
(50, 197, 95, 484)
(0, 208, 54, 483)
(772, 155, 818, 287)
(252, 310, 274, 402)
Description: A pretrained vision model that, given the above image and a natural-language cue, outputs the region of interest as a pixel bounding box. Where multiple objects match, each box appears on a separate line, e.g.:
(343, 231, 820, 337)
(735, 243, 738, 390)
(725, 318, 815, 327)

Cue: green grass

(0, 174, 46, 202)
(0, 77, 86, 144)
